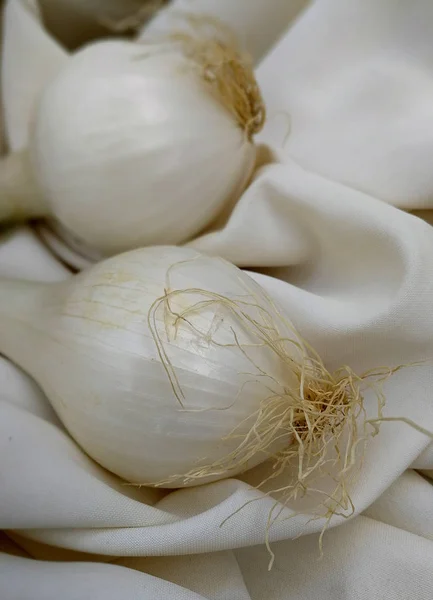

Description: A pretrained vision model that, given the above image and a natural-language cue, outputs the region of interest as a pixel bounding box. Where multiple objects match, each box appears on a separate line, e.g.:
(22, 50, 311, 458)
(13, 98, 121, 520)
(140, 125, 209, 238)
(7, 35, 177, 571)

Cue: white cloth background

(1, 0, 433, 598)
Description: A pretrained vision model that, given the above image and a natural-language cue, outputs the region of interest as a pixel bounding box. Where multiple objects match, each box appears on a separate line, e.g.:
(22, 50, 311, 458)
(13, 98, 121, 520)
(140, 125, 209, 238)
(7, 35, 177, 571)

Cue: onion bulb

(0, 34, 264, 257)
(0, 245, 394, 496)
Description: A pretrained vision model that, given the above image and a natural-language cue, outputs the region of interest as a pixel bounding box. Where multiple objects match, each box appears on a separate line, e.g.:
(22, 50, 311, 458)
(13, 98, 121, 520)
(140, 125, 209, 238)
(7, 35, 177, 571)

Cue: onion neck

(0, 150, 48, 223)
(0, 278, 51, 376)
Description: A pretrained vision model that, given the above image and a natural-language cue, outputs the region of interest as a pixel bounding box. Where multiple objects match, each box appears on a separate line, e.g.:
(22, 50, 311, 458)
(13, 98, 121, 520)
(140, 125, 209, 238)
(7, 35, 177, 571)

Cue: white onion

(0, 37, 262, 256)
(0, 246, 299, 485)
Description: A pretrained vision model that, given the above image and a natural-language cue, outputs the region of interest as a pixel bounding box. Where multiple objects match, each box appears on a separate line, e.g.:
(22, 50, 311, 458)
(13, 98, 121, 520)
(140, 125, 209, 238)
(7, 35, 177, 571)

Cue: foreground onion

(0, 245, 403, 516)
(0, 32, 263, 256)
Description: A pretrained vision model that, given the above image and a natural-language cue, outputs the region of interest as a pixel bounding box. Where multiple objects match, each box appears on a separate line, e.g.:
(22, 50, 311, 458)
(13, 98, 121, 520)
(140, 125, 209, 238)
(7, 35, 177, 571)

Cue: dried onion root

(168, 18, 266, 140)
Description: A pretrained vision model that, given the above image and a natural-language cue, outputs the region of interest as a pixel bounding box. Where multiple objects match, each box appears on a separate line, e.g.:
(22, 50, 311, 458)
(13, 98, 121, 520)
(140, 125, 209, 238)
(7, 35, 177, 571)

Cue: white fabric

(256, 0, 433, 209)
(0, 226, 69, 281)
(2, 1, 433, 599)
(139, 0, 310, 64)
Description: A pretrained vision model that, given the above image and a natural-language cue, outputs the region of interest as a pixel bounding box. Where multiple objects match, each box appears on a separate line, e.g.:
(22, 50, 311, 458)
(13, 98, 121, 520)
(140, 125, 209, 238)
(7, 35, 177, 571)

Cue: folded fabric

(1, 1, 433, 599)
(256, 0, 433, 209)
(139, 0, 310, 64)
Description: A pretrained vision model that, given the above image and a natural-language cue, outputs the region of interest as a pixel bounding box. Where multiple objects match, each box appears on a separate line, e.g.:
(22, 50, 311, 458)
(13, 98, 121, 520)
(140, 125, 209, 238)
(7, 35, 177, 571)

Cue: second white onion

(0, 35, 263, 257)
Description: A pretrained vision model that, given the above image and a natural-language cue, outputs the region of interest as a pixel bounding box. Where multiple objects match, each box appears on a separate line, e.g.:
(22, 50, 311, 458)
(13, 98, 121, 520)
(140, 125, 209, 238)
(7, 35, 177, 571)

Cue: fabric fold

(256, 0, 433, 209)
(1, 1, 433, 599)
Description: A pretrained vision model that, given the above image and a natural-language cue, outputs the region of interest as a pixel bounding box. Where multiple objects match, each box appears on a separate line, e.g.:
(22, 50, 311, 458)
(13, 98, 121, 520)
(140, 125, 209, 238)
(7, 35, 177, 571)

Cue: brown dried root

(137, 258, 428, 568)
(170, 18, 265, 140)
